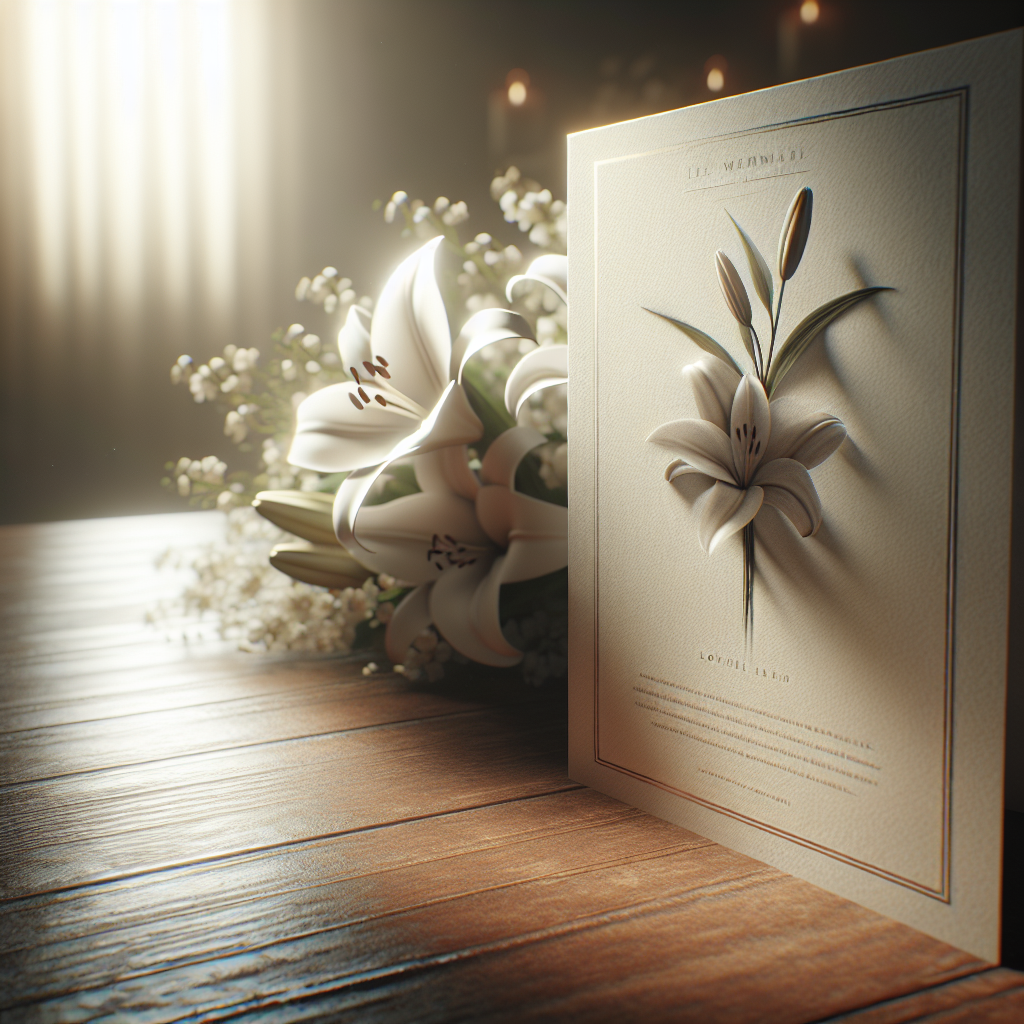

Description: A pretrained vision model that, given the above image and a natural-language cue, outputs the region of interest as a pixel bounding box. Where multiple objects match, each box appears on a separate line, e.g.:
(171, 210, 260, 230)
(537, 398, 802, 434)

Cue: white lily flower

(648, 360, 846, 554)
(289, 238, 540, 542)
(334, 427, 568, 667)
(289, 236, 537, 475)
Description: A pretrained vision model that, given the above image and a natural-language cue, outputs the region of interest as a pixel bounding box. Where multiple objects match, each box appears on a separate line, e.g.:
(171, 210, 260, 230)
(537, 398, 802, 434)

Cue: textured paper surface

(568, 32, 1021, 962)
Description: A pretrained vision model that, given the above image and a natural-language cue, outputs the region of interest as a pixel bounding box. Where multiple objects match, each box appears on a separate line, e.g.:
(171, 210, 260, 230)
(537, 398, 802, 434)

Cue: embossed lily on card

(646, 188, 890, 639)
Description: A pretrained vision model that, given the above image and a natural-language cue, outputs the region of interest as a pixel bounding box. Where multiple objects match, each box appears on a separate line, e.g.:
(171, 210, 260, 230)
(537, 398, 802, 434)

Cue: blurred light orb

(508, 80, 527, 106)
(800, 0, 820, 24)
(706, 68, 725, 92)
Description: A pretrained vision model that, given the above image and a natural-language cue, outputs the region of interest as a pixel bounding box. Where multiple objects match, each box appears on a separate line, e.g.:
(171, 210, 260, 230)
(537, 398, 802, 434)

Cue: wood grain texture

(0, 513, 1020, 1022)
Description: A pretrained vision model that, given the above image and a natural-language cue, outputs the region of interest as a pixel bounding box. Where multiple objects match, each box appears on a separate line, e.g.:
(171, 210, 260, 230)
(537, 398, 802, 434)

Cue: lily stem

(742, 522, 755, 644)
(766, 279, 786, 381)
(749, 325, 765, 382)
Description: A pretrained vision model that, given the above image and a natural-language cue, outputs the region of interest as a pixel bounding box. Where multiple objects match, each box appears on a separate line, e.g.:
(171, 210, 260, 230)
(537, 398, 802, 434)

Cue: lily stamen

(350, 367, 361, 383)
(358, 387, 370, 403)
(349, 394, 363, 410)
(375, 395, 387, 407)
(362, 361, 377, 376)
(426, 532, 479, 570)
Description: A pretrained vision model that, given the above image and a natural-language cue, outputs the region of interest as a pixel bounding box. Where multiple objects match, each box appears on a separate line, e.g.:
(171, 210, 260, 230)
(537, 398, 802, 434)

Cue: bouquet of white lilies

(162, 170, 571, 684)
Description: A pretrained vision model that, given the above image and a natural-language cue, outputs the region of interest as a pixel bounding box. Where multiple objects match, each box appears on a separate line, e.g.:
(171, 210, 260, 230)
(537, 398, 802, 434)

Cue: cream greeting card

(568, 31, 1021, 962)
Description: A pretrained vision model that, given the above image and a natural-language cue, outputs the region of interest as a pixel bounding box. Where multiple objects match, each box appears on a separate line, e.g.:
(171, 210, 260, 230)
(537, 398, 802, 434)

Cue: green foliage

(364, 463, 420, 506)
(767, 286, 892, 396)
(462, 365, 516, 451)
(643, 308, 744, 375)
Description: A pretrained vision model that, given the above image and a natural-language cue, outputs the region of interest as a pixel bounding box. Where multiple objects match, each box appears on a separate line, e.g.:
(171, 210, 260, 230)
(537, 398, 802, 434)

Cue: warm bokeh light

(800, 0, 820, 24)
(706, 67, 724, 92)
(508, 80, 527, 105)
(505, 68, 530, 106)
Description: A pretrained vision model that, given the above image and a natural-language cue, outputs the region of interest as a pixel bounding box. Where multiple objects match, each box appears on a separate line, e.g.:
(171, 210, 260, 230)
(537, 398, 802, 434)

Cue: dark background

(1, 0, 1021, 525)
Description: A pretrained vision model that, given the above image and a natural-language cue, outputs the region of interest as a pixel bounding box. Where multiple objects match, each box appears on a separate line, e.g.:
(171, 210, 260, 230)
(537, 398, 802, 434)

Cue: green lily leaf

(644, 308, 744, 376)
(726, 211, 773, 315)
(767, 286, 892, 397)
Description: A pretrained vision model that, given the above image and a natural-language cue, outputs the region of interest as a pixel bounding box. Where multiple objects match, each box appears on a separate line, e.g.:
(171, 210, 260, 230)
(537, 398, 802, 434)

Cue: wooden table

(1, 512, 1022, 1022)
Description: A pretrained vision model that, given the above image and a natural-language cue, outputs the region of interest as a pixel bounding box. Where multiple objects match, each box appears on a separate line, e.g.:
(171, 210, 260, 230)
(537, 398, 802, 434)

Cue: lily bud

(269, 542, 369, 591)
(252, 490, 342, 548)
(715, 251, 752, 327)
(777, 187, 813, 281)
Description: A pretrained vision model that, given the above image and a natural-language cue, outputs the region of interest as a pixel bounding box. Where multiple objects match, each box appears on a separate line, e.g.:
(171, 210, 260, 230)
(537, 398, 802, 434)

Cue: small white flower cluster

(502, 611, 568, 688)
(173, 455, 228, 497)
(392, 626, 454, 682)
(278, 323, 347, 394)
(491, 167, 567, 251)
(173, 507, 384, 655)
(385, 191, 470, 233)
(457, 231, 524, 316)
(294, 267, 374, 318)
(171, 345, 262, 404)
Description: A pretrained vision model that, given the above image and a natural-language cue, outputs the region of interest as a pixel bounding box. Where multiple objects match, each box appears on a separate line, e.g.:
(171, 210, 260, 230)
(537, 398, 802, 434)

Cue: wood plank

(830, 968, 1024, 1021)
(0, 701, 571, 899)
(0, 789, 989, 1023)
(0, 663, 545, 783)
(0, 790, 683, 1002)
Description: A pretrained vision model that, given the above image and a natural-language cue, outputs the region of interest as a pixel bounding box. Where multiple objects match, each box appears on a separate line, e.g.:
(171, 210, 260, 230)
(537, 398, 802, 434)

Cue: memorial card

(567, 31, 1022, 962)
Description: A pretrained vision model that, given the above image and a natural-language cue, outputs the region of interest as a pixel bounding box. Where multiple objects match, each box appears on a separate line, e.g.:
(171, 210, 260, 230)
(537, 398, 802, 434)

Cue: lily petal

(754, 457, 822, 536)
(410, 383, 483, 457)
(385, 583, 434, 662)
(450, 308, 536, 383)
(503, 494, 568, 582)
(413, 445, 479, 501)
(480, 425, 547, 489)
(764, 404, 847, 469)
(268, 542, 369, 590)
(370, 236, 451, 410)
(334, 460, 401, 562)
(699, 482, 764, 554)
(429, 557, 521, 667)
(682, 357, 741, 432)
(506, 253, 568, 305)
(252, 490, 339, 546)
(504, 344, 568, 418)
(290, 383, 414, 472)
(475, 487, 568, 578)
(647, 419, 735, 483)
(337, 304, 373, 371)
(666, 459, 702, 482)
(729, 374, 771, 485)
(470, 554, 526, 661)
